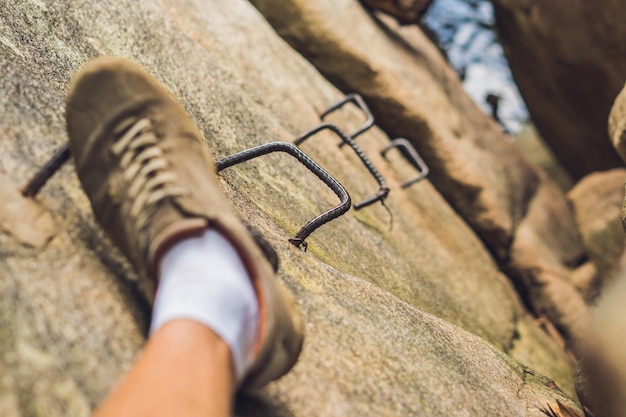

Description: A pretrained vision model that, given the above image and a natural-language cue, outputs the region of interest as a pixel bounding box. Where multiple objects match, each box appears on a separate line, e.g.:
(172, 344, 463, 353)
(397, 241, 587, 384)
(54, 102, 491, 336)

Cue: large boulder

(492, 0, 626, 179)
(513, 124, 573, 193)
(248, 0, 588, 348)
(568, 169, 626, 292)
(0, 0, 579, 415)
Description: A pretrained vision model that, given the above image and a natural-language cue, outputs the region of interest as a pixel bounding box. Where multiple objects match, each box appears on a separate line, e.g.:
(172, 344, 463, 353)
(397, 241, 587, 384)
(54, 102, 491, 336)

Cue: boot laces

(111, 118, 186, 229)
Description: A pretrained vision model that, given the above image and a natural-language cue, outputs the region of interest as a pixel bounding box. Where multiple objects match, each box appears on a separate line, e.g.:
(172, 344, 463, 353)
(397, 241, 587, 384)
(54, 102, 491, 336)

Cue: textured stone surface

(237, 263, 577, 417)
(609, 83, 626, 164)
(249, 0, 587, 349)
(568, 169, 626, 290)
(506, 180, 589, 345)
(570, 261, 599, 303)
(492, 0, 625, 179)
(0, 174, 56, 248)
(0, 0, 579, 415)
(513, 124, 573, 193)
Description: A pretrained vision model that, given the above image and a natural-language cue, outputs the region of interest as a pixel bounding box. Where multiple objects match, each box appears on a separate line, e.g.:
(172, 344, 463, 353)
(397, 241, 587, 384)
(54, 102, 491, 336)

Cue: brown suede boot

(66, 56, 304, 389)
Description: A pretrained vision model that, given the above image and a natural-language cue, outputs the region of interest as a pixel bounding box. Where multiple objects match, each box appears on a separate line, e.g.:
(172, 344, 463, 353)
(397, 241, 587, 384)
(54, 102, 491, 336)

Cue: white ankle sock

(150, 228, 259, 383)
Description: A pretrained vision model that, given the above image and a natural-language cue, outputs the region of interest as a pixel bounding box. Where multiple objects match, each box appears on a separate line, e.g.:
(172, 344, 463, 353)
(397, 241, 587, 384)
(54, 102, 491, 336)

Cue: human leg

(94, 227, 258, 417)
(65, 56, 304, 416)
(93, 320, 234, 417)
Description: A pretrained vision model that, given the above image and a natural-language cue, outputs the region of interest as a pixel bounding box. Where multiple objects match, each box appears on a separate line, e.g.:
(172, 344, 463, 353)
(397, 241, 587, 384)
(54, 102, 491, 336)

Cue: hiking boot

(65, 56, 304, 389)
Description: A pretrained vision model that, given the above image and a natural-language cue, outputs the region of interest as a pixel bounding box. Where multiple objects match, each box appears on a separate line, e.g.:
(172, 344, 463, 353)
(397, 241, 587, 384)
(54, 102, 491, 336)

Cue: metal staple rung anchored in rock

(295, 122, 389, 210)
(320, 93, 375, 147)
(215, 141, 351, 250)
(21, 140, 350, 250)
(21, 144, 71, 198)
(381, 138, 429, 188)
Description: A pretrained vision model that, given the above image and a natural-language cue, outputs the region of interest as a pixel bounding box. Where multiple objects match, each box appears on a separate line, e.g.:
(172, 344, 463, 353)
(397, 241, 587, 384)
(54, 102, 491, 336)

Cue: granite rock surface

(0, 0, 581, 415)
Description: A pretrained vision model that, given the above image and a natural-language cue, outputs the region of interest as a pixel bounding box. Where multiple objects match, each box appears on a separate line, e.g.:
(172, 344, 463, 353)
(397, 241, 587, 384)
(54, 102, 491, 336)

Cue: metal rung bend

(294, 123, 389, 210)
(215, 141, 351, 249)
(320, 93, 375, 145)
(381, 138, 429, 188)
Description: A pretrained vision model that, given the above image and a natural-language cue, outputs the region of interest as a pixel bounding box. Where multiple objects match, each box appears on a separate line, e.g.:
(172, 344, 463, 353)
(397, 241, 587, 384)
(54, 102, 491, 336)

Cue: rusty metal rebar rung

(320, 93, 375, 146)
(21, 144, 71, 198)
(381, 138, 429, 188)
(294, 123, 389, 210)
(215, 141, 351, 249)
